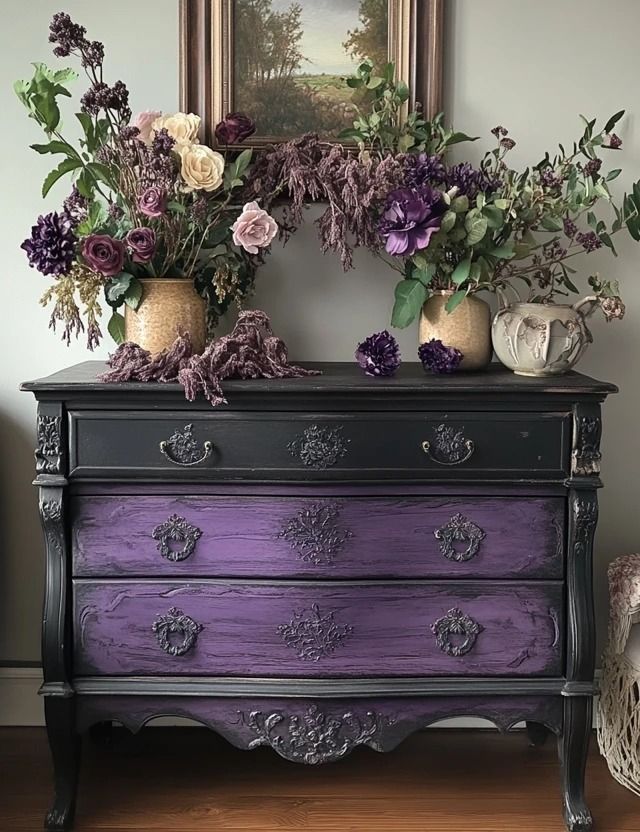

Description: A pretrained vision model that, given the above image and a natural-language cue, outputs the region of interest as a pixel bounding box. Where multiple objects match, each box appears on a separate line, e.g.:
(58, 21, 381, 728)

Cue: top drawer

(69, 411, 570, 480)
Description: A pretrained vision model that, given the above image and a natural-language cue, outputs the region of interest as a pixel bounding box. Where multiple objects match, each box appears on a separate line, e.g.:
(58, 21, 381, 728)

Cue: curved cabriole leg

(526, 721, 550, 748)
(559, 697, 593, 832)
(45, 698, 80, 831)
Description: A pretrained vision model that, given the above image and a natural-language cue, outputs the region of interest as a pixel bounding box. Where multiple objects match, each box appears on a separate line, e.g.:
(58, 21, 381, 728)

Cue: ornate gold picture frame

(180, 0, 444, 146)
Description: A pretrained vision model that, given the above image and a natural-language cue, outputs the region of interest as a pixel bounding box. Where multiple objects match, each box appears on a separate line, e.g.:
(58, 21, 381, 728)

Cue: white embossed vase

(491, 299, 597, 376)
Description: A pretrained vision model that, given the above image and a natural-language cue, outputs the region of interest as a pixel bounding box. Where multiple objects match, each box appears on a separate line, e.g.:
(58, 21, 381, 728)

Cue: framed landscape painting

(180, 0, 444, 146)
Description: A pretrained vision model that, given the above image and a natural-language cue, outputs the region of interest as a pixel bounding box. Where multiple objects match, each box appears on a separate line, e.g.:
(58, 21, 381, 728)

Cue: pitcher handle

(572, 295, 599, 319)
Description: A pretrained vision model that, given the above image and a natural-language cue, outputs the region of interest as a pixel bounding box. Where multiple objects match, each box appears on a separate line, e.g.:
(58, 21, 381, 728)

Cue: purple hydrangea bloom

(445, 162, 501, 199)
(355, 330, 401, 377)
(378, 187, 446, 257)
(21, 212, 77, 276)
(402, 153, 447, 189)
(418, 339, 463, 374)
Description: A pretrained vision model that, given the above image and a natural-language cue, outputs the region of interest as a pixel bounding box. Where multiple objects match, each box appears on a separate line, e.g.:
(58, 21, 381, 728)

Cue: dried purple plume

(355, 330, 401, 377)
(418, 339, 463, 374)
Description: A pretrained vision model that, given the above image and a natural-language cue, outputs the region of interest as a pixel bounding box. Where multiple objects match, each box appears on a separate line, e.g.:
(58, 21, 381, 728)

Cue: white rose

(179, 144, 225, 192)
(152, 112, 201, 146)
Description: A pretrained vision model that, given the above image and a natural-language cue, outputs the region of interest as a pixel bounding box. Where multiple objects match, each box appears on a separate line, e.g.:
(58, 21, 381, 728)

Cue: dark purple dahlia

(21, 212, 77, 276)
(355, 330, 401, 377)
(418, 339, 463, 374)
(378, 187, 446, 257)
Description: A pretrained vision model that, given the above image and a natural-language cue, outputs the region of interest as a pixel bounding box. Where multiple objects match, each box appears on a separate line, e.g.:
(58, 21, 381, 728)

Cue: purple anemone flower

(355, 330, 401, 377)
(418, 339, 463, 374)
(378, 187, 446, 257)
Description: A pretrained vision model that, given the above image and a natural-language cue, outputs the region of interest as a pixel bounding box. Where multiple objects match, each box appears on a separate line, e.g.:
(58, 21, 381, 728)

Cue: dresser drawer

(72, 495, 564, 579)
(69, 411, 570, 479)
(73, 581, 564, 677)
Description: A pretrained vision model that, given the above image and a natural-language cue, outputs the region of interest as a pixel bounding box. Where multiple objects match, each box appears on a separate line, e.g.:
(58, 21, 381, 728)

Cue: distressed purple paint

(71, 495, 564, 579)
(73, 581, 563, 677)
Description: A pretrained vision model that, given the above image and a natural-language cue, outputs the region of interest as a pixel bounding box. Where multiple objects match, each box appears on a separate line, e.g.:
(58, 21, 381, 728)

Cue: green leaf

(346, 77, 363, 89)
(366, 75, 384, 89)
(482, 204, 503, 229)
(439, 210, 457, 233)
(446, 132, 480, 146)
(412, 263, 436, 287)
(167, 201, 186, 214)
(540, 215, 563, 232)
(52, 67, 79, 85)
(445, 290, 468, 314)
(107, 312, 126, 345)
(30, 140, 76, 157)
(451, 257, 471, 285)
(464, 211, 488, 246)
(395, 80, 410, 102)
(41, 157, 81, 197)
(594, 182, 610, 200)
(234, 147, 253, 178)
(604, 110, 625, 134)
(390, 279, 427, 329)
(337, 127, 365, 141)
(106, 272, 134, 304)
(124, 277, 143, 311)
(493, 198, 509, 210)
(397, 133, 415, 152)
(412, 254, 428, 271)
(487, 245, 515, 260)
(606, 169, 622, 181)
(451, 195, 469, 213)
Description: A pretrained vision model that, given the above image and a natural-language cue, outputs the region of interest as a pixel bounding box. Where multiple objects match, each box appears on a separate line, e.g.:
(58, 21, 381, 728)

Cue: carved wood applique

(287, 425, 349, 469)
(36, 415, 63, 475)
(278, 604, 353, 661)
(241, 705, 387, 764)
(572, 412, 602, 477)
(278, 502, 353, 565)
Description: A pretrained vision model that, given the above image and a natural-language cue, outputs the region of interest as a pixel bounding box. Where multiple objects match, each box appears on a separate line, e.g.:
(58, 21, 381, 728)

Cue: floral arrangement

(250, 63, 638, 329)
(17, 13, 277, 349)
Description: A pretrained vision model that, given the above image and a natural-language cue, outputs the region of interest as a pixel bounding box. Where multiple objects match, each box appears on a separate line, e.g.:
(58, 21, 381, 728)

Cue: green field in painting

(294, 74, 356, 107)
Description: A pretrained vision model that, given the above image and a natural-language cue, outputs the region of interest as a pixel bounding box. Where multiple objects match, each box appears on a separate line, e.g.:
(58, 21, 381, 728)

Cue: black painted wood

(21, 362, 614, 832)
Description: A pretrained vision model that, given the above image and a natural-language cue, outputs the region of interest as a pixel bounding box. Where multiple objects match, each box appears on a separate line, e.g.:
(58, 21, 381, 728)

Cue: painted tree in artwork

(235, 0, 306, 89)
(343, 0, 388, 71)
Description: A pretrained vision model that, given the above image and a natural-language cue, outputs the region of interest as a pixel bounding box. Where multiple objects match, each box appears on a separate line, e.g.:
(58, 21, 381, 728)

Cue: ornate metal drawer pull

(434, 513, 486, 562)
(422, 424, 474, 466)
(431, 607, 484, 657)
(151, 514, 202, 562)
(278, 502, 353, 565)
(152, 607, 203, 656)
(159, 423, 213, 467)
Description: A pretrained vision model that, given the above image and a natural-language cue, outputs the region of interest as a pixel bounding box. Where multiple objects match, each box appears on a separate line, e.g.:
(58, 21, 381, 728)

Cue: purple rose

(214, 112, 256, 144)
(138, 186, 167, 218)
(126, 227, 156, 263)
(82, 234, 125, 277)
(378, 187, 446, 257)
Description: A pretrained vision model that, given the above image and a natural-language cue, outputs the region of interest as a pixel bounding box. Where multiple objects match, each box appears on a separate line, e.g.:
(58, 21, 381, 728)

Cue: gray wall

(1, 0, 638, 663)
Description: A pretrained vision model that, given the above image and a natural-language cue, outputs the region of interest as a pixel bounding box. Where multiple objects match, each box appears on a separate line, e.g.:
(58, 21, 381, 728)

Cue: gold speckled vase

(418, 291, 492, 371)
(124, 278, 207, 354)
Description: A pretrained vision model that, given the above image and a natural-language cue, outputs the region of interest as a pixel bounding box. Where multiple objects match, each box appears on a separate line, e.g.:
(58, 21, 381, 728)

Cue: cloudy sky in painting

(271, 0, 364, 75)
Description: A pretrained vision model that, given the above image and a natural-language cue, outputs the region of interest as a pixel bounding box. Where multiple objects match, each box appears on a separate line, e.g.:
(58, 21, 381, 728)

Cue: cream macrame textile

(597, 553, 640, 796)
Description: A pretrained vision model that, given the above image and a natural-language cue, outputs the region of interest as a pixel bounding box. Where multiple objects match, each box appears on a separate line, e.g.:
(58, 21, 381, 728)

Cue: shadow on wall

(0, 407, 43, 663)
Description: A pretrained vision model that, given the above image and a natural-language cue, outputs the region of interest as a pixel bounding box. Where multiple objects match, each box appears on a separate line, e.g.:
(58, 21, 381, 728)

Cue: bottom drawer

(74, 581, 563, 678)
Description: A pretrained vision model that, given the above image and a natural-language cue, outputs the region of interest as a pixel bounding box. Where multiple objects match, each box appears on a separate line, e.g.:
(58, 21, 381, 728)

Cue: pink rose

(132, 110, 162, 145)
(231, 201, 278, 254)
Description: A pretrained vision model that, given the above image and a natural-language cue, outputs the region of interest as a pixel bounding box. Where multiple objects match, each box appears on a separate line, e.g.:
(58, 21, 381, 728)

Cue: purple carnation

(355, 330, 401, 377)
(82, 234, 125, 277)
(378, 187, 446, 257)
(21, 212, 77, 276)
(418, 339, 463, 374)
(126, 227, 156, 263)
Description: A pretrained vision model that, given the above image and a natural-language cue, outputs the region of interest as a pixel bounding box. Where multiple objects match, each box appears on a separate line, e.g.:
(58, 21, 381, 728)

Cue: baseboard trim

(0, 667, 601, 728)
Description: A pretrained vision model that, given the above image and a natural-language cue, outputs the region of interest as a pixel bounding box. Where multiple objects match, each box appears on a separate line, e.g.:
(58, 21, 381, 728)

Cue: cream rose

(152, 112, 201, 146)
(179, 143, 225, 192)
(231, 201, 278, 254)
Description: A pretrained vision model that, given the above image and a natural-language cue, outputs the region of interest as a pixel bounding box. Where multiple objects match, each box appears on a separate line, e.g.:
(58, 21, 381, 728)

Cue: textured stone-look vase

(124, 278, 207, 354)
(491, 301, 593, 377)
(418, 292, 492, 371)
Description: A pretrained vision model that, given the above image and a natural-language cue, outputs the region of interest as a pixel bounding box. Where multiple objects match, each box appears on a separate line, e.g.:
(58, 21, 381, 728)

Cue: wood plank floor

(0, 728, 638, 831)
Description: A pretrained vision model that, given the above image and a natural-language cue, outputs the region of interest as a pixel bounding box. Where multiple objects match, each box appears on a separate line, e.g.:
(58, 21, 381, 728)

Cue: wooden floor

(0, 727, 638, 831)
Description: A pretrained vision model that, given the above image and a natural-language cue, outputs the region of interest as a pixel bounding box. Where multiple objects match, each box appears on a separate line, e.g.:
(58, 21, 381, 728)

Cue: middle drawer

(71, 495, 564, 579)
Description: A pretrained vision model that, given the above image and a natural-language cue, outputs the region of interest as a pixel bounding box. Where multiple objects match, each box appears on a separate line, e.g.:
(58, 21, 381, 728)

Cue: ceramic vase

(418, 292, 492, 371)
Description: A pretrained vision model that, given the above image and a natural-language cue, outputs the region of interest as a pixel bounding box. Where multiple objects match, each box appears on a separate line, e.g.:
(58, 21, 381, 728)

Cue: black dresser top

(22, 360, 617, 399)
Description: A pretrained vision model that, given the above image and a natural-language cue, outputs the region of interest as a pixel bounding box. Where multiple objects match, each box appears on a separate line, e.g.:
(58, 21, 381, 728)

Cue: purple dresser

(22, 362, 616, 832)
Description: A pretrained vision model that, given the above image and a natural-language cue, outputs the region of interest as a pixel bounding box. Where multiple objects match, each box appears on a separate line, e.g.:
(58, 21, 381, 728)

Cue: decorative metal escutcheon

(152, 607, 203, 656)
(159, 423, 213, 467)
(422, 423, 474, 466)
(151, 514, 202, 562)
(434, 513, 486, 562)
(431, 607, 484, 657)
